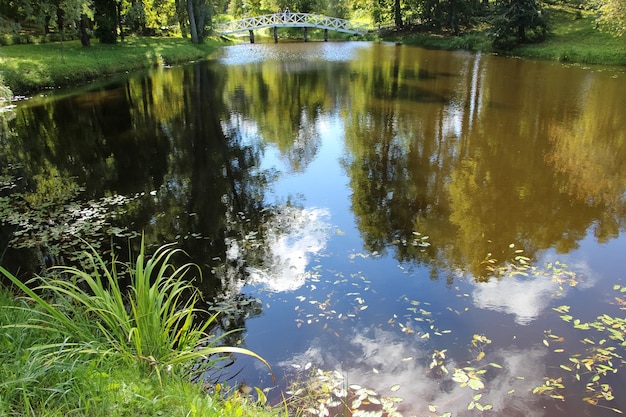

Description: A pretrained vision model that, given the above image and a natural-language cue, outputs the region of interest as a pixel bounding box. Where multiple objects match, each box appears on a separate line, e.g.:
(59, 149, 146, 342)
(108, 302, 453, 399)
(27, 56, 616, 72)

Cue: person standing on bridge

(276, 8, 282, 23)
(284, 7, 290, 21)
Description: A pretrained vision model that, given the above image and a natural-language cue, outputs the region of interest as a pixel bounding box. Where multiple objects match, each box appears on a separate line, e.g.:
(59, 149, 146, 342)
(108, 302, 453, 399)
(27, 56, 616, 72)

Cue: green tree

(123, 0, 148, 33)
(182, 0, 228, 42)
(324, 0, 350, 18)
(288, 0, 323, 13)
(0, 75, 14, 143)
(417, 0, 472, 31)
(115, 0, 179, 35)
(594, 0, 626, 36)
(491, 0, 547, 49)
(185, 0, 207, 43)
(94, 0, 118, 42)
(226, 0, 244, 15)
(58, 0, 93, 46)
(0, 0, 92, 45)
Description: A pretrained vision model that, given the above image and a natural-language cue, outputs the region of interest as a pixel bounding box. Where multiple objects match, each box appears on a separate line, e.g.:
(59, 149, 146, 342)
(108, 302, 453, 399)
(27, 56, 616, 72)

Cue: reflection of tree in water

(206, 293, 264, 348)
(221, 54, 339, 174)
(544, 83, 626, 244)
(0, 61, 278, 298)
(342, 49, 626, 282)
(0, 62, 291, 386)
(281, 110, 321, 173)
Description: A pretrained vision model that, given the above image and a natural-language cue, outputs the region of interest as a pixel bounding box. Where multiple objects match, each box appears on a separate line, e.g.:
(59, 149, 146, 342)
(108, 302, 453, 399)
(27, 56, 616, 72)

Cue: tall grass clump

(0, 239, 271, 386)
(1, 281, 275, 416)
(0, 287, 109, 415)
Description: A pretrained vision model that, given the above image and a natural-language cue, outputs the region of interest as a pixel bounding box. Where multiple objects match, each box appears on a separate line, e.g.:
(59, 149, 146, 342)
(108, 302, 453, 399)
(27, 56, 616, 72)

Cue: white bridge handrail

(215, 13, 368, 35)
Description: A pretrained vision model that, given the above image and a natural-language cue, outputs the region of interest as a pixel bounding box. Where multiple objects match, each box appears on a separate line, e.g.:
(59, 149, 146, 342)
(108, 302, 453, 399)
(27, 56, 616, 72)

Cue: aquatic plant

(0, 238, 271, 385)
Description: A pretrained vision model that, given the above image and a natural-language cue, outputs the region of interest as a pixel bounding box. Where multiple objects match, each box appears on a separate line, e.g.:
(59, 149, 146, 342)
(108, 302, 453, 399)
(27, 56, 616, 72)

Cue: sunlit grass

(512, 5, 626, 65)
(0, 238, 276, 416)
(0, 36, 225, 94)
(2, 238, 271, 382)
(386, 4, 626, 66)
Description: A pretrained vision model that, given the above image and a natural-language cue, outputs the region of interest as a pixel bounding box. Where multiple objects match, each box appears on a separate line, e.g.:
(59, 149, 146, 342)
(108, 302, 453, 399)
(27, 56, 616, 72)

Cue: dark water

(2, 42, 626, 417)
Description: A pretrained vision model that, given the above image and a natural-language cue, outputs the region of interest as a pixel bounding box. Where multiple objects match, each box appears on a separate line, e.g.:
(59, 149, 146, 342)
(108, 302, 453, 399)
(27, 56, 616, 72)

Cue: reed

(0, 238, 271, 386)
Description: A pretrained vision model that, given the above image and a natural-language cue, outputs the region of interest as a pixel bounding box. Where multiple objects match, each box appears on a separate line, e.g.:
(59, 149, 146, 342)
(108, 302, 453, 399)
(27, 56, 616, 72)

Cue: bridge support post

(324, 28, 328, 41)
(249, 29, 254, 43)
(303, 27, 308, 42)
(273, 26, 278, 43)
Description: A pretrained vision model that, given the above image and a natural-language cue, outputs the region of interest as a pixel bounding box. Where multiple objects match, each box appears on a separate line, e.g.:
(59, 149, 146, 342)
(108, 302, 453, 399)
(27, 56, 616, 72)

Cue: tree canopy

(0, 0, 624, 46)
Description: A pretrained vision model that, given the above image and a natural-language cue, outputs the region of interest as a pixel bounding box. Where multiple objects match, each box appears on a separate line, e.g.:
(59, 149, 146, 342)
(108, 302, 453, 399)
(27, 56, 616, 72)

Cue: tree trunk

(56, 8, 65, 34)
(117, 0, 124, 42)
(394, 0, 403, 28)
(187, 0, 199, 43)
(196, 0, 206, 42)
(450, 3, 458, 34)
(79, 14, 91, 46)
(517, 24, 525, 41)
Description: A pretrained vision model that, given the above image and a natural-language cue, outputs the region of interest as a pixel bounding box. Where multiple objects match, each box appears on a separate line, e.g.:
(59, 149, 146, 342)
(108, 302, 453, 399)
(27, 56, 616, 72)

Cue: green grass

(0, 240, 278, 417)
(0, 36, 225, 95)
(1, 6, 623, 96)
(511, 5, 626, 65)
(386, 4, 626, 66)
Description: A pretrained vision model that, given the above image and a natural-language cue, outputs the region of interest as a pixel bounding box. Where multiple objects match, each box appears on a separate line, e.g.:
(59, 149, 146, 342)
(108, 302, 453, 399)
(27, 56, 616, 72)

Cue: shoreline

(1, 16, 625, 97)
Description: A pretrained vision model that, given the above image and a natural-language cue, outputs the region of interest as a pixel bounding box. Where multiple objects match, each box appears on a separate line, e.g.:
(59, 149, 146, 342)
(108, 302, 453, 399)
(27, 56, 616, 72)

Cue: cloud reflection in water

(245, 206, 331, 292)
(279, 326, 550, 416)
(471, 257, 594, 325)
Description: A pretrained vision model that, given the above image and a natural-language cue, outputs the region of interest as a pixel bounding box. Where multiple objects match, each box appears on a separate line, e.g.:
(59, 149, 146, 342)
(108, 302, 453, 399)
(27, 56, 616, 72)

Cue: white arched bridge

(215, 13, 369, 43)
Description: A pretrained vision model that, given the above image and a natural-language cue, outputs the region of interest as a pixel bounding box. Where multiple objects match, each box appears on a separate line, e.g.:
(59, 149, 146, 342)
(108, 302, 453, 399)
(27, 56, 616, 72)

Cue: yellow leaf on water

(390, 384, 401, 392)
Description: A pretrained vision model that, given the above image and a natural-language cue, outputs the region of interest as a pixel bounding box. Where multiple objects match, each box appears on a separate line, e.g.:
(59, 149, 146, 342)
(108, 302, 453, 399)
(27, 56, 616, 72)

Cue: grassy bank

(0, 242, 279, 417)
(387, 4, 626, 66)
(0, 289, 277, 416)
(1, 5, 624, 97)
(0, 36, 226, 95)
(510, 5, 626, 65)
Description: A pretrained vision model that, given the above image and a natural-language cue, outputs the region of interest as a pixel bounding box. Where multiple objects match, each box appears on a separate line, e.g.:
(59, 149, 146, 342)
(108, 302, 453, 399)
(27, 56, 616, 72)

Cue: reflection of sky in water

(472, 276, 560, 325)
(229, 123, 625, 415)
(218, 42, 370, 67)
(245, 206, 331, 292)
(214, 46, 626, 416)
(278, 327, 550, 417)
(471, 255, 595, 325)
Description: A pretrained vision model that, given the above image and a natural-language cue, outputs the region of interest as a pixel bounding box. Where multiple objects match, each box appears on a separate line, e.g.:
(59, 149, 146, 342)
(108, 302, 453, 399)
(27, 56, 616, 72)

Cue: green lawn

(1, 8, 624, 96)
(512, 5, 626, 65)
(0, 36, 224, 94)
(390, 4, 626, 66)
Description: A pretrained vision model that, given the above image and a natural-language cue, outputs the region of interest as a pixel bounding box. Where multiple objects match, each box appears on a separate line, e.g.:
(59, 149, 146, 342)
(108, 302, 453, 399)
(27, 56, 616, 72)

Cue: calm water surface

(2, 42, 626, 417)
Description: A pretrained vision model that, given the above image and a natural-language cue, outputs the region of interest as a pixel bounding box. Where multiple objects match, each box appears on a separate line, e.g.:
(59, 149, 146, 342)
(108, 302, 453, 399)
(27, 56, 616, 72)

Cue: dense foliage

(0, 0, 623, 47)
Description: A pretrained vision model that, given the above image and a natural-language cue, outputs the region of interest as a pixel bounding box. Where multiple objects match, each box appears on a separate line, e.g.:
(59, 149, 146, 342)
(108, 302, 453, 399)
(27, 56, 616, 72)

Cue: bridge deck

(215, 13, 368, 36)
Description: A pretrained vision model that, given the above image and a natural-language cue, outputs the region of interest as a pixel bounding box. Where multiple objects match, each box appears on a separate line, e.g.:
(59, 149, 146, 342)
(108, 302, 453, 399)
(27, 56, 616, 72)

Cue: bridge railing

(215, 13, 369, 35)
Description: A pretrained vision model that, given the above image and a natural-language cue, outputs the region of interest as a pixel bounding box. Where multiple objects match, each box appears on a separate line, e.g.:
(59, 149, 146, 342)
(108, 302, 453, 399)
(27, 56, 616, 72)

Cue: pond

(1, 41, 626, 417)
